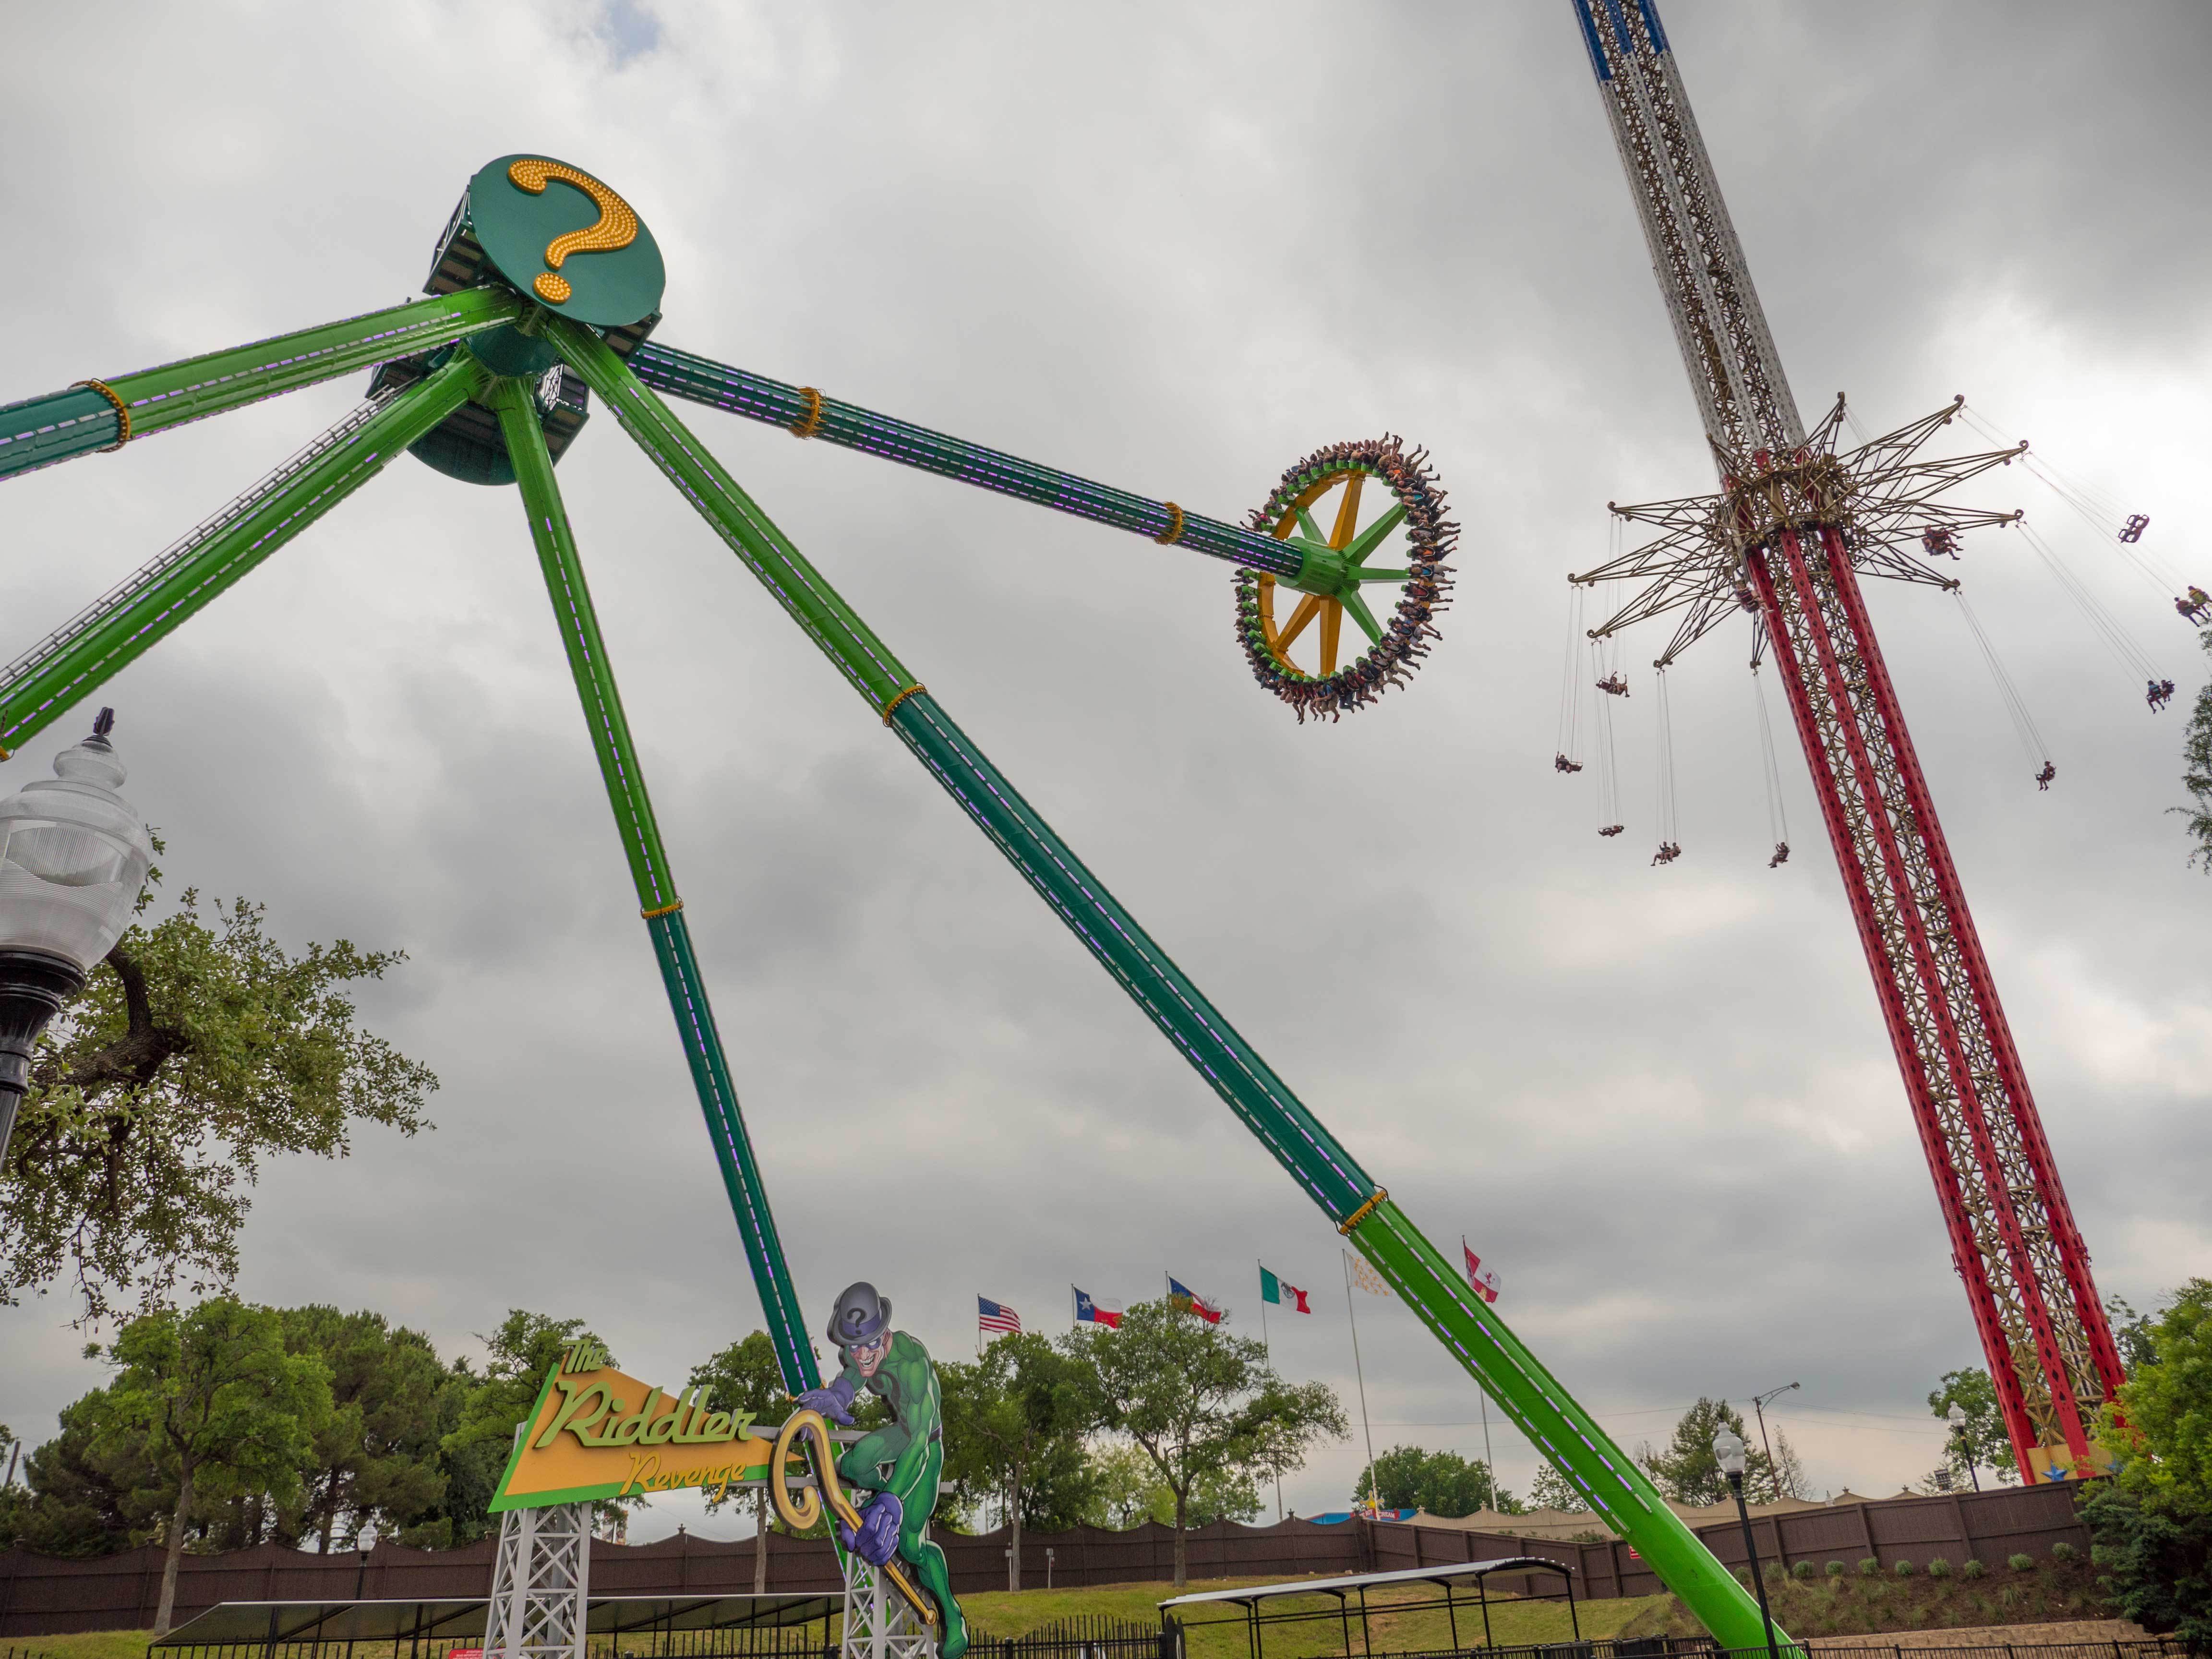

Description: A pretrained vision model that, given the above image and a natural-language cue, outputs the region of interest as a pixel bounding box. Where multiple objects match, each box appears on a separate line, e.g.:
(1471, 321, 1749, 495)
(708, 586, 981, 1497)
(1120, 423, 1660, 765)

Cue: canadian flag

(1463, 1238, 1503, 1305)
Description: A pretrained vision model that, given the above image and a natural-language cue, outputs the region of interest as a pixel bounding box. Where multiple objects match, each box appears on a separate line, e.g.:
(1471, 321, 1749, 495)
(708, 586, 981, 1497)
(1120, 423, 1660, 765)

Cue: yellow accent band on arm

(1154, 502, 1187, 545)
(75, 379, 131, 449)
(1338, 1187, 1389, 1235)
(880, 683, 927, 725)
(790, 387, 824, 439)
(640, 899, 685, 919)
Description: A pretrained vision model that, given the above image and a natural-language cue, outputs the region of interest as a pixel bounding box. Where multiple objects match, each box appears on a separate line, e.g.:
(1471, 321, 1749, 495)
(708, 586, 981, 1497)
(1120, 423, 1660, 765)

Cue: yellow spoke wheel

(1235, 435, 1458, 721)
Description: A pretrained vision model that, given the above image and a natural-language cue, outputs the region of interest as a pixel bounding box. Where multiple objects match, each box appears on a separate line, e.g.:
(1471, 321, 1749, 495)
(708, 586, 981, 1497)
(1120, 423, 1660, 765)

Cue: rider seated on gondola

(2036, 762, 2056, 791)
(1768, 842, 1790, 868)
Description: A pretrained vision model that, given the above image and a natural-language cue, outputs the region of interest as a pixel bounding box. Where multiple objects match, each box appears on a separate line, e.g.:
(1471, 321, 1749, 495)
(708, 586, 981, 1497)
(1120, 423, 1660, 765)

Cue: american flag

(978, 1296, 1022, 1335)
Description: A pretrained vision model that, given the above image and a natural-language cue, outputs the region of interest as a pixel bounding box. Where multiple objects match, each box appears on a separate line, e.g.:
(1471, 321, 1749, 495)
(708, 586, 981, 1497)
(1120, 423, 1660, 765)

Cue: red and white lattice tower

(1567, 0, 2125, 1480)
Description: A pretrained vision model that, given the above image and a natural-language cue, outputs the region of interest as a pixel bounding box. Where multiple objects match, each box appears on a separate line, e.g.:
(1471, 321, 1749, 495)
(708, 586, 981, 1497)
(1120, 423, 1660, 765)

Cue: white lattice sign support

(483, 1500, 591, 1659)
(841, 1548, 932, 1659)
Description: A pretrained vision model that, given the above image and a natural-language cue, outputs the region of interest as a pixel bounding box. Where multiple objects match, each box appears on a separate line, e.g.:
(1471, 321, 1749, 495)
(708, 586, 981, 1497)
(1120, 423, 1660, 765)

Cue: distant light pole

(1750, 1382, 1801, 1498)
(1947, 1403, 1983, 1492)
(1715, 1426, 1781, 1659)
(1046, 1547, 1055, 1590)
(0, 711, 153, 1163)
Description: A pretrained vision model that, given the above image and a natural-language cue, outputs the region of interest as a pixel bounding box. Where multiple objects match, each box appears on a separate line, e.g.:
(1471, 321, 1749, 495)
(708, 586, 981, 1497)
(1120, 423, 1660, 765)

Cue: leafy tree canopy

(1354, 1443, 1520, 1516)
(2086, 1280, 2212, 1647)
(279, 1306, 450, 1552)
(2177, 633, 2212, 869)
(1060, 1298, 1345, 1585)
(1528, 1461, 1590, 1513)
(1636, 1397, 1801, 1506)
(92, 1298, 333, 1635)
(2, 883, 437, 1324)
(941, 1334, 1095, 1547)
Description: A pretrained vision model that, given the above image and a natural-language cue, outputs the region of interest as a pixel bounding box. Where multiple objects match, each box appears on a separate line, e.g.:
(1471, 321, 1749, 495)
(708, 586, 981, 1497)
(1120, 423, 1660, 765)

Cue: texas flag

(1463, 1238, 1503, 1305)
(1167, 1275, 1224, 1323)
(1260, 1266, 1311, 1313)
(1072, 1286, 1122, 1328)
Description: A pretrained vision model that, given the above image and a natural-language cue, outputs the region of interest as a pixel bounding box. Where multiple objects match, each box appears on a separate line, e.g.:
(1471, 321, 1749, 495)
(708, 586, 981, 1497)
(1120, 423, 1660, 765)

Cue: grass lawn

(963, 1577, 1671, 1659)
(11, 1631, 158, 1659)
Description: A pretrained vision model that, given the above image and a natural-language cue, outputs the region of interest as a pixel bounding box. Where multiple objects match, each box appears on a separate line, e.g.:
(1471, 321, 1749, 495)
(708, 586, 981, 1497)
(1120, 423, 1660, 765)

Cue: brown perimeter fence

(0, 1484, 2095, 1638)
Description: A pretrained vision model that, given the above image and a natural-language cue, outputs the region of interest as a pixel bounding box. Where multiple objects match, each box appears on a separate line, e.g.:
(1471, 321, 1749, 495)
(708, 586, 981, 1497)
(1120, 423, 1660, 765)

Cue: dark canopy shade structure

(1157, 1556, 1577, 1659)
(154, 1594, 841, 1652)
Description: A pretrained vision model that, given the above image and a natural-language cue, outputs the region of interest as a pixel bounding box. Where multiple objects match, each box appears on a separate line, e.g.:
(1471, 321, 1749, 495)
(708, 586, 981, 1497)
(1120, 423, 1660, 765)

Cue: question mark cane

(771, 1409, 939, 1633)
(505, 159, 641, 305)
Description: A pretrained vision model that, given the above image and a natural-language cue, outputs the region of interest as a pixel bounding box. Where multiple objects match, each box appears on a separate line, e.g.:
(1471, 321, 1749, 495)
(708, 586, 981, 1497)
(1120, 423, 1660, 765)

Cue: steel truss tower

(1568, 0, 2124, 1478)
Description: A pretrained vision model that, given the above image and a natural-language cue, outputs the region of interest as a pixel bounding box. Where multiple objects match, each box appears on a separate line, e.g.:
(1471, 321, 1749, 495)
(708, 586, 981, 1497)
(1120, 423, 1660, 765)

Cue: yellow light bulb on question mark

(506, 159, 640, 305)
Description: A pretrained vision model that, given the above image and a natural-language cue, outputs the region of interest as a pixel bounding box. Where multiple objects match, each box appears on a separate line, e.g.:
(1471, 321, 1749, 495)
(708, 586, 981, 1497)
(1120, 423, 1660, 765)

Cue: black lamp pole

(1716, 1426, 1782, 1659)
(1948, 1405, 1983, 1492)
(0, 949, 85, 1161)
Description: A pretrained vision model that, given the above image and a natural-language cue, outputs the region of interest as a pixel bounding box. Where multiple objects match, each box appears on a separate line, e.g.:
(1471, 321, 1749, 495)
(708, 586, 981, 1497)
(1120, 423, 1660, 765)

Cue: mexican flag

(1260, 1266, 1310, 1313)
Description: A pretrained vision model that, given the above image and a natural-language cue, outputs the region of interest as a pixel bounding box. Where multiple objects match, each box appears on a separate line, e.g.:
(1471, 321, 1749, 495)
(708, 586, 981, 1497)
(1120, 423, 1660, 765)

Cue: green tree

(0, 1385, 169, 1555)
(940, 1333, 1093, 1587)
(1353, 1444, 1518, 1516)
(2108, 1295, 2163, 1377)
(689, 1331, 788, 1591)
(1528, 1462, 1590, 1513)
(2085, 1279, 2212, 1646)
(2177, 634, 2212, 867)
(1927, 1368, 2020, 1485)
(278, 1307, 450, 1551)
(1081, 1440, 1165, 1529)
(1635, 1398, 1794, 1505)
(2, 886, 437, 1323)
(90, 1298, 332, 1636)
(1060, 1299, 1346, 1586)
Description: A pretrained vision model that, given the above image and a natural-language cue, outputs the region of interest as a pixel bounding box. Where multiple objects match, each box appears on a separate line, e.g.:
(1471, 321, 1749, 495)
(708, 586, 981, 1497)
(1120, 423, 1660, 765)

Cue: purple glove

(838, 1491, 902, 1567)
(796, 1377, 854, 1425)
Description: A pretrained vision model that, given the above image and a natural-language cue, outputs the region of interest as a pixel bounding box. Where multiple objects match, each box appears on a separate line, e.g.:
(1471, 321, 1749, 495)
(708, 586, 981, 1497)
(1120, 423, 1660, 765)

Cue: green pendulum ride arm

(0, 288, 523, 484)
(0, 353, 489, 759)
(546, 315, 1786, 1652)
(487, 378, 819, 1396)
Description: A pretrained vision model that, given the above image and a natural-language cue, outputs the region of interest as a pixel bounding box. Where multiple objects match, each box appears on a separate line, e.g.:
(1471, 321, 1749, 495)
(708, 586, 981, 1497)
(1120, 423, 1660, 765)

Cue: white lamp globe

(0, 710, 154, 971)
(0, 710, 154, 1158)
(1712, 1425, 1748, 1478)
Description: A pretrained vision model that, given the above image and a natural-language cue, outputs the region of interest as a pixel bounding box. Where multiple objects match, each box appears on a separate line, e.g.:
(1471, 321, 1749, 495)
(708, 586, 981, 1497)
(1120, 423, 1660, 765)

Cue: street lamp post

(1750, 1382, 1802, 1498)
(1947, 1403, 1982, 1492)
(1715, 1426, 1782, 1659)
(0, 711, 154, 1164)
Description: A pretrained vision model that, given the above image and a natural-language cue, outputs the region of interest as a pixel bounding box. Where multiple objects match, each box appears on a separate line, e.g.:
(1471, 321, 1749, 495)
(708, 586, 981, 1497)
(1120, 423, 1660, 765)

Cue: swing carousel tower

(1565, 0, 2125, 1480)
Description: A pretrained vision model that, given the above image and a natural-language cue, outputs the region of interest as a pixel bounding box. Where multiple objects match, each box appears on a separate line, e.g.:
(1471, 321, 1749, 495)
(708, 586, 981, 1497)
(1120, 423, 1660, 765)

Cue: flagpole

(1461, 1237, 1501, 1508)
(1342, 1250, 1377, 1515)
(1260, 1260, 1283, 1522)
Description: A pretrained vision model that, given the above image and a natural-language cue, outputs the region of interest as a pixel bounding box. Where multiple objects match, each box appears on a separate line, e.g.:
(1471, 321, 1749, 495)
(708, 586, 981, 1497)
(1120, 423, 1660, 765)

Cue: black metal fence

(975, 1614, 1170, 1659)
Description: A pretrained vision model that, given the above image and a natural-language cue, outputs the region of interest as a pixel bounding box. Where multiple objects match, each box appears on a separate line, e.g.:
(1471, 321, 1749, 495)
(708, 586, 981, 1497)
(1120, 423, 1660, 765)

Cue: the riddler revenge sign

(490, 1339, 782, 1510)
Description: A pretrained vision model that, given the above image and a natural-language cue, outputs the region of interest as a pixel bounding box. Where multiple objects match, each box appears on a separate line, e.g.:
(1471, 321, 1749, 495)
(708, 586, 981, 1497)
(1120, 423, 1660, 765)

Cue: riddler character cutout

(797, 1282, 968, 1659)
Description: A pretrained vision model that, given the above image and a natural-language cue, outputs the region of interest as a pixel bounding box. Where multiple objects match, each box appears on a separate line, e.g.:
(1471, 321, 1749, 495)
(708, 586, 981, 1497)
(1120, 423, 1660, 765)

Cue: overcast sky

(4, 0, 2209, 1535)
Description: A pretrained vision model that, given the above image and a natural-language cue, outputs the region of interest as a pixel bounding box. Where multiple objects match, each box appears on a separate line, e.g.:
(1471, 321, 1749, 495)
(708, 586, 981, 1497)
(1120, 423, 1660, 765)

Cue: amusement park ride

(1563, 0, 2128, 1488)
(0, 3, 2161, 1651)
